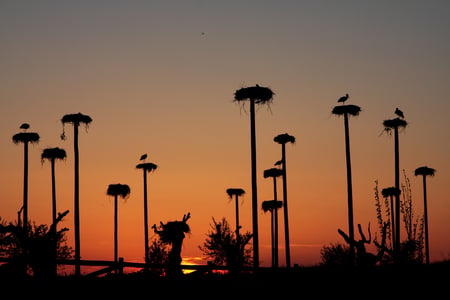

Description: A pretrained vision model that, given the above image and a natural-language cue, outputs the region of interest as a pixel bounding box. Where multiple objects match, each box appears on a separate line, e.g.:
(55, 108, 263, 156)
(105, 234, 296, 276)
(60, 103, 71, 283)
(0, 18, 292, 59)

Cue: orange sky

(1, 1, 449, 268)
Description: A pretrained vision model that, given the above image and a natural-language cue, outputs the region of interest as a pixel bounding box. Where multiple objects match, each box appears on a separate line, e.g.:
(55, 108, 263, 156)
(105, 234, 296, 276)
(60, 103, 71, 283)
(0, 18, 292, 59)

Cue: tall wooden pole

(235, 194, 240, 243)
(422, 175, 430, 264)
(394, 127, 400, 257)
(281, 143, 291, 268)
(343, 113, 355, 264)
(23, 141, 28, 234)
(74, 123, 81, 276)
(273, 178, 279, 268)
(249, 98, 259, 268)
(143, 170, 149, 264)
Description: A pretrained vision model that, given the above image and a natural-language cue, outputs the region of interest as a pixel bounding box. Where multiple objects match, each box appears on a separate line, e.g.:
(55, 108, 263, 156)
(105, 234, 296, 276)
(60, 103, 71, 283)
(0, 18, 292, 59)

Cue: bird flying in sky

(337, 93, 349, 103)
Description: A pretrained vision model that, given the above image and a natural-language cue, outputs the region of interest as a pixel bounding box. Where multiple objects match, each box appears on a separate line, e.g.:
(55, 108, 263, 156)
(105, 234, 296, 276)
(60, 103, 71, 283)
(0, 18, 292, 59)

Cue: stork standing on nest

(395, 107, 404, 119)
(338, 93, 349, 104)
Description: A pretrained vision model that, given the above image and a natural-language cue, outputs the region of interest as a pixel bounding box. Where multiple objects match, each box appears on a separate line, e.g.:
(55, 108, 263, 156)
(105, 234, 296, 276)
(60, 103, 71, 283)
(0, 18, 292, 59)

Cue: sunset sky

(1, 1, 449, 269)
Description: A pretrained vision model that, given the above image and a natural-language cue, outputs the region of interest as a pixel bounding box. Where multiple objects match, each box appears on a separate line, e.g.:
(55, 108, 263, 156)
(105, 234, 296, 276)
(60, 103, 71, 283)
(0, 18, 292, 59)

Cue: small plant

(200, 217, 252, 275)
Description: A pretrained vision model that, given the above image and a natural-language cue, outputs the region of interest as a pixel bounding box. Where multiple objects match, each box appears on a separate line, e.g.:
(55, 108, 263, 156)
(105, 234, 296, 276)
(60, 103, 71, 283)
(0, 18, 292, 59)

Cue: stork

(337, 93, 349, 104)
(140, 153, 147, 161)
(20, 123, 30, 130)
(395, 107, 404, 119)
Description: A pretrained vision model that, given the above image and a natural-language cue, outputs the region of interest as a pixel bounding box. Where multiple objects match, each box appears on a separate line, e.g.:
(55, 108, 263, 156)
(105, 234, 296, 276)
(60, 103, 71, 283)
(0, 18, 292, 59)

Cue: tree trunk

(423, 176, 429, 264)
(74, 123, 81, 276)
(281, 143, 291, 268)
(343, 113, 355, 264)
(143, 170, 149, 265)
(249, 98, 259, 268)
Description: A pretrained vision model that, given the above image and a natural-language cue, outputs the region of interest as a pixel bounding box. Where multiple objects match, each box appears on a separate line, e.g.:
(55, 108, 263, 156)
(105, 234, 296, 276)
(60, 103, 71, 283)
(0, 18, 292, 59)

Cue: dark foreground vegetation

(2, 262, 448, 297)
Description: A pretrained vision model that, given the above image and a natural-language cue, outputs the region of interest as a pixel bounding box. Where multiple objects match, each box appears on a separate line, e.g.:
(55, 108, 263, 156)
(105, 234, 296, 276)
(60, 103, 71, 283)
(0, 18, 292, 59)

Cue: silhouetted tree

(320, 243, 352, 267)
(200, 217, 252, 275)
(147, 237, 169, 276)
(136, 161, 158, 266)
(263, 167, 283, 267)
(41, 147, 67, 225)
(106, 183, 131, 272)
(226, 188, 245, 243)
(12, 124, 40, 233)
(273, 133, 295, 268)
(0, 211, 72, 278)
(61, 112, 92, 276)
(153, 213, 191, 277)
(332, 102, 361, 264)
(383, 115, 407, 258)
(414, 166, 435, 264)
(338, 223, 387, 268)
(234, 84, 274, 268)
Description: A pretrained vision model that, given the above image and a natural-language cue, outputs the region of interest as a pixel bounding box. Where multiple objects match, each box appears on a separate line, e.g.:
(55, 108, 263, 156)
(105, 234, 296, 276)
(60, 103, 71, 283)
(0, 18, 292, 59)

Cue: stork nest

(383, 118, 408, 129)
(332, 104, 361, 116)
(234, 85, 274, 104)
(274, 133, 295, 144)
(414, 166, 436, 177)
(107, 183, 131, 199)
(41, 147, 67, 163)
(136, 162, 158, 172)
(12, 132, 40, 144)
(226, 188, 245, 198)
(262, 200, 283, 212)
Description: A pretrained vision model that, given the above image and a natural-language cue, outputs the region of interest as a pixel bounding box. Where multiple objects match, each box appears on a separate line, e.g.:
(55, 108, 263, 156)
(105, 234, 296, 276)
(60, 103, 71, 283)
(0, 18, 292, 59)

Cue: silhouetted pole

(23, 141, 29, 233)
(234, 85, 274, 269)
(136, 162, 157, 267)
(280, 142, 290, 267)
(272, 176, 279, 268)
(107, 183, 130, 274)
(73, 123, 81, 276)
(381, 187, 400, 252)
(389, 193, 396, 249)
(234, 193, 240, 241)
(143, 169, 149, 264)
(383, 114, 407, 260)
(394, 127, 400, 255)
(62, 112, 93, 277)
(422, 173, 429, 264)
(343, 112, 355, 264)
(332, 103, 361, 266)
(274, 133, 295, 268)
(13, 129, 40, 233)
(249, 98, 259, 268)
(415, 166, 436, 265)
(114, 193, 118, 268)
(226, 188, 245, 249)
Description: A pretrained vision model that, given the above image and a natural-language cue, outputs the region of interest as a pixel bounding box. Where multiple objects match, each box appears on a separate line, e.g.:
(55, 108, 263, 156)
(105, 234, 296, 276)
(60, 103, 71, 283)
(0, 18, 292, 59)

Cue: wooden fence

(0, 257, 230, 277)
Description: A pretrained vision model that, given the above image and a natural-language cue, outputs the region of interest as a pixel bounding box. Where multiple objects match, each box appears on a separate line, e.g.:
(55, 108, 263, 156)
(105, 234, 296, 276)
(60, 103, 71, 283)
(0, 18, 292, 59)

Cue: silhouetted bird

(395, 107, 404, 119)
(337, 93, 349, 103)
(20, 123, 30, 130)
(140, 154, 147, 161)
